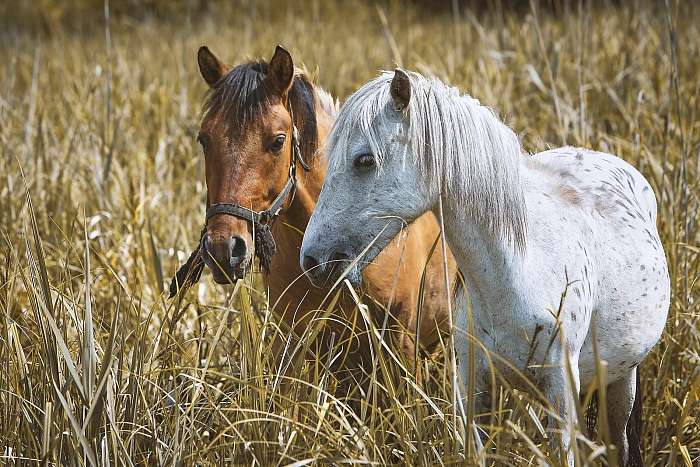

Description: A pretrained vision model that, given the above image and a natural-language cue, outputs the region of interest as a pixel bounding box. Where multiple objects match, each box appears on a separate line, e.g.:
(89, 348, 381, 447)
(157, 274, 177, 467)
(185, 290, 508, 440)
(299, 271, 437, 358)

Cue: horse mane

(327, 71, 527, 251)
(314, 87, 339, 118)
(204, 60, 319, 163)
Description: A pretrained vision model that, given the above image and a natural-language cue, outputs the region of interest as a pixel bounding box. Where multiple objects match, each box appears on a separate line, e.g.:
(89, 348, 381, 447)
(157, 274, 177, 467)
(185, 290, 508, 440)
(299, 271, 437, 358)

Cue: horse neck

(265, 91, 332, 304)
(437, 160, 528, 301)
(415, 90, 528, 298)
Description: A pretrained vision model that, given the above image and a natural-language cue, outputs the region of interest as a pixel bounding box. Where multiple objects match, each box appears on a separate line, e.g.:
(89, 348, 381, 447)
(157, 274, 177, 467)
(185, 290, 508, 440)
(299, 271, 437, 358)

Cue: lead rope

(169, 227, 206, 298)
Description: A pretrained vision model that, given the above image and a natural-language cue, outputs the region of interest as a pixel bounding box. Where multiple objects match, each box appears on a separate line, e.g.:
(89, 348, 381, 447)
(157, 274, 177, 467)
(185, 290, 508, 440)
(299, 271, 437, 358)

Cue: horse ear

(268, 45, 294, 96)
(390, 68, 411, 111)
(198, 46, 227, 88)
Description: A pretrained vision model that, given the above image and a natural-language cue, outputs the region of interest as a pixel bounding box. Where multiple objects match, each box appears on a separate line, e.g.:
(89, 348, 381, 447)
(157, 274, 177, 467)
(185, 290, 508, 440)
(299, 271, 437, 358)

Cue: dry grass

(1, 0, 698, 465)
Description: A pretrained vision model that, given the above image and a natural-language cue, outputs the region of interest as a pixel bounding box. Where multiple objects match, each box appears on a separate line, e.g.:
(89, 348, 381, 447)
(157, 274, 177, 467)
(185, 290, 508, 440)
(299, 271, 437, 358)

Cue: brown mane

(204, 61, 319, 163)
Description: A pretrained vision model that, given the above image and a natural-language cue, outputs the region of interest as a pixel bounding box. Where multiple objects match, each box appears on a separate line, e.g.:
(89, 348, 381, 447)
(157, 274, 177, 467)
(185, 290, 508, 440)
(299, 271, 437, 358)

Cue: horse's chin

(327, 260, 365, 289)
(208, 259, 250, 285)
(212, 273, 239, 285)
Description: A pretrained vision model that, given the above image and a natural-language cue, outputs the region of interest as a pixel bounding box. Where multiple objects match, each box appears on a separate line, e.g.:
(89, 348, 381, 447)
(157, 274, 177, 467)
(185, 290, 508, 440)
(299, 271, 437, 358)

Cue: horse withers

(171, 46, 457, 374)
(300, 69, 669, 466)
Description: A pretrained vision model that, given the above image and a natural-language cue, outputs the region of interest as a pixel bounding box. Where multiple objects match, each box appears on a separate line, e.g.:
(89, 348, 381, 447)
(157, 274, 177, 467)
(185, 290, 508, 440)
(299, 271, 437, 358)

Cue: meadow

(0, 0, 698, 465)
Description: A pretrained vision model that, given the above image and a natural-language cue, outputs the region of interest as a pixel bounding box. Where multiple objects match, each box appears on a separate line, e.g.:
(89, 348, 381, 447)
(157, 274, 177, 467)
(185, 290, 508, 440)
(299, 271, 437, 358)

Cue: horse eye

(353, 153, 375, 169)
(270, 134, 286, 153)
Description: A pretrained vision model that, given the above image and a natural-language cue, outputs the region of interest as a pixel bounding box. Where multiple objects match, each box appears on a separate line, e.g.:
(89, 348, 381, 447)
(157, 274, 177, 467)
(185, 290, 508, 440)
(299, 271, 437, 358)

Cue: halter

(205, 124, 311, 228)
(169, 120, 311, 298)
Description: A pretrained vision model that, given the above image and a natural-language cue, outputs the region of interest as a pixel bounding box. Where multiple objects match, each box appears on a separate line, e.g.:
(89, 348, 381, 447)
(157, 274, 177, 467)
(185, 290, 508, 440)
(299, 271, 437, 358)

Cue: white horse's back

(529, 147, 669, 385)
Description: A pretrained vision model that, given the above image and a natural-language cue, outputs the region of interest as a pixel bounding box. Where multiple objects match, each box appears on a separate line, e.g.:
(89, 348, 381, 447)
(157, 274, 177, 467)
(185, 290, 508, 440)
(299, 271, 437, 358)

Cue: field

(1, 0, 699, 465)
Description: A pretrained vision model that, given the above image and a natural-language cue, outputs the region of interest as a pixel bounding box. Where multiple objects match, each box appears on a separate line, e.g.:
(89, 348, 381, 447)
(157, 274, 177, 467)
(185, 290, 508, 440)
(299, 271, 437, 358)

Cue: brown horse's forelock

(203, 60, 318, 163)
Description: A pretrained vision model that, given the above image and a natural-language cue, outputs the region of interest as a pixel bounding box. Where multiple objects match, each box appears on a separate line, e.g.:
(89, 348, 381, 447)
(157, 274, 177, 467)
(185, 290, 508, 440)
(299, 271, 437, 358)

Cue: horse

(170, 46, 457, 377)
(299, 69, 669, 465)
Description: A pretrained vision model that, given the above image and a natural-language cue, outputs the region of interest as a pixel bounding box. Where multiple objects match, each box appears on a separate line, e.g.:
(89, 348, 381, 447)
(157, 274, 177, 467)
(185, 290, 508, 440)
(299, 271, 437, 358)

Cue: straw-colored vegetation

(1, 1, 698, 465)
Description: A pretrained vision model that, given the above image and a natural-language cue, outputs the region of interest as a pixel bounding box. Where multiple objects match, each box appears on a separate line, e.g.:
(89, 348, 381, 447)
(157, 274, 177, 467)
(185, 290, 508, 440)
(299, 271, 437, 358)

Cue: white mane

(327, 71, 527, 250)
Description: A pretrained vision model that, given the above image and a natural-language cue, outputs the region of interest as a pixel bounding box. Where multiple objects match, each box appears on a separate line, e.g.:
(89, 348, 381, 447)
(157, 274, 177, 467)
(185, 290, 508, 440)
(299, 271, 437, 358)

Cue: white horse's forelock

(327, 71, 527, 250)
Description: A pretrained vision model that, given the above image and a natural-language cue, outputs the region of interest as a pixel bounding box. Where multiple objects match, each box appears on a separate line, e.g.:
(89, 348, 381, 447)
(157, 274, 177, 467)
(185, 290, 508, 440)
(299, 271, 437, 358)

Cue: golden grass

(1, 1, 698, 465)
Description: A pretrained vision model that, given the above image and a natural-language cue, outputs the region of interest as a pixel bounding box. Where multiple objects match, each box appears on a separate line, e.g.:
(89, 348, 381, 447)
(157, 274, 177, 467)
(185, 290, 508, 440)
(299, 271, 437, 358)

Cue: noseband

(205, 125, 311, 272)
(169, 124, 311, 298)
(206, 125, 310, 236)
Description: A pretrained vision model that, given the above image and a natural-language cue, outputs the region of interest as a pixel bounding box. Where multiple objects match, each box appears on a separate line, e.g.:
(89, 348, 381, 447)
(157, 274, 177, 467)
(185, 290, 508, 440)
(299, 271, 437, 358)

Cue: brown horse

(171, 45, 457, 370)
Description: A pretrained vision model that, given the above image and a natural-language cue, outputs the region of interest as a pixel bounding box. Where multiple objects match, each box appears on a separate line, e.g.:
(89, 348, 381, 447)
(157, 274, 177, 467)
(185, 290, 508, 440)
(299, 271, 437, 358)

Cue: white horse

(300, 69, 669, 465)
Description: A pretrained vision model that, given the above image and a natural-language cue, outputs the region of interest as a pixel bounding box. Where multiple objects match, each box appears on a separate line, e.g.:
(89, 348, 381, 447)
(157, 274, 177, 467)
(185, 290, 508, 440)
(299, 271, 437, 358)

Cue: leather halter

(169, 107, 312, 299)
(205, 120, 311, 276)
(205, 124, 311, 227)
(170, 104, 311, 298)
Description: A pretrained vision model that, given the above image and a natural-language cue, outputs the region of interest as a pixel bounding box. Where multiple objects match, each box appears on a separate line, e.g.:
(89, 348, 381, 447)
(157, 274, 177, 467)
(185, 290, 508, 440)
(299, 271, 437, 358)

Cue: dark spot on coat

(557, 185, 583, 206)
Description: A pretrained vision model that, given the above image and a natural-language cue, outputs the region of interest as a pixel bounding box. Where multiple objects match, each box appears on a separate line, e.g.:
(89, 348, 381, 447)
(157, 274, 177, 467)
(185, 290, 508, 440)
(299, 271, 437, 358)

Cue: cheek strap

(169, 124, 310, 299)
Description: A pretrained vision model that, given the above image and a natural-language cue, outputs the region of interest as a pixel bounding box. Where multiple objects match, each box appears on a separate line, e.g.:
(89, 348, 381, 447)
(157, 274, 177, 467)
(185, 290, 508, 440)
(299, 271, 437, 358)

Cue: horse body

(175, 47, 455, 369)
(451, 146, 668, 464)
(527, 148, 668, 383)
(451, 147, 668, 386)
(300, 70, 669, 465)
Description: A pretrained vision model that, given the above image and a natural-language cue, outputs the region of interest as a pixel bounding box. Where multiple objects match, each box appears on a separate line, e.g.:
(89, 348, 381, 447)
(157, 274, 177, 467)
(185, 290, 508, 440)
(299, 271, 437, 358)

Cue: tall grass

(1, 1, 698, 465)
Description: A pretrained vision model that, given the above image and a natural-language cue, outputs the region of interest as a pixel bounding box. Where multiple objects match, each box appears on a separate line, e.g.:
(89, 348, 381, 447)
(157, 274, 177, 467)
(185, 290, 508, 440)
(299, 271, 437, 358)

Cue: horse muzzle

(202, 233, 251, 283)
(301, 249, 363, 288)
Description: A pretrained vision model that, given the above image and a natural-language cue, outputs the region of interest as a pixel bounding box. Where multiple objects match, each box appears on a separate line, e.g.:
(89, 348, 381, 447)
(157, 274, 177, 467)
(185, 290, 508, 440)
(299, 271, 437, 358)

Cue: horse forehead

(201, 128, 260, 177)
(348, 118, 404, 150)
(266, 103, 292, 128)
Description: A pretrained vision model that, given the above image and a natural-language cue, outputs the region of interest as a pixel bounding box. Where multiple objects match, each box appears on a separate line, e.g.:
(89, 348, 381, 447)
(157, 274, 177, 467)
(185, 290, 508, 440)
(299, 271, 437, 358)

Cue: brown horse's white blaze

(176, 45, 457, 370)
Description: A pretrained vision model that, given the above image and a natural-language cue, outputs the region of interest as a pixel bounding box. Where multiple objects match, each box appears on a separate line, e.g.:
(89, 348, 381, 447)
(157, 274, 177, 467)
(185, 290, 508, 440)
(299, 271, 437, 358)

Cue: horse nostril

(331, 252, 350, 262)
(228, 235, 247, 262)
(302, 254, 320, 273)
(203, 235, 246, 265)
